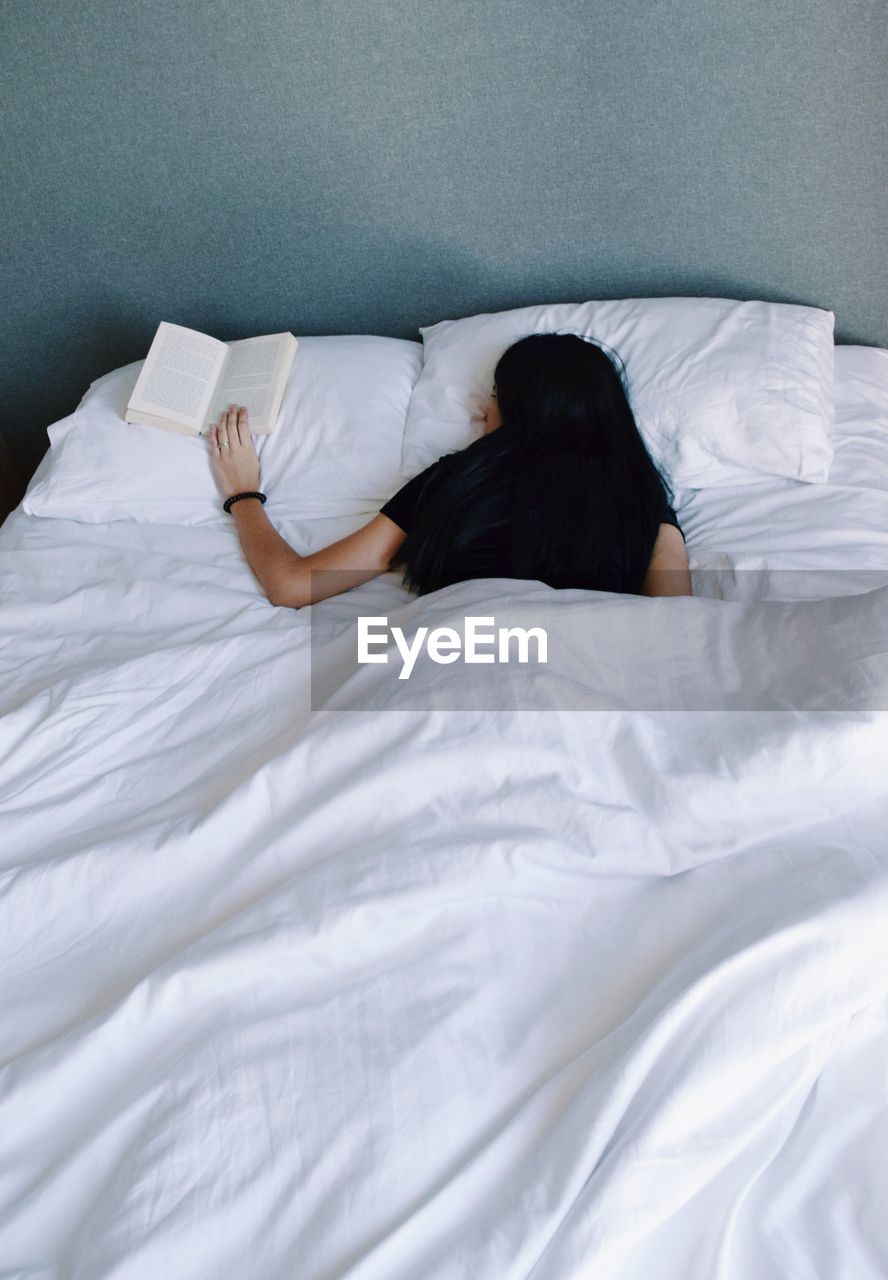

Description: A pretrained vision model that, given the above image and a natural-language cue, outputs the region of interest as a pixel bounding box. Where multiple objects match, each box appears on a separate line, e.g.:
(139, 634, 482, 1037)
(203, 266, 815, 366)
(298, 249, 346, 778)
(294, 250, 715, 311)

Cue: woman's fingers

(236, 405, 249, 446)
(218, 404, 250, 447)
(208, 406, 249, 452)
(225, 404, 248, 447)
(216, 407, 236, 446)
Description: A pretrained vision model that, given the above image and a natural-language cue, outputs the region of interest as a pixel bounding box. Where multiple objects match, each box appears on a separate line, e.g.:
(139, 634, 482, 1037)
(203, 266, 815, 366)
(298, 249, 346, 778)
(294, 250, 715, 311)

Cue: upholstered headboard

(1, 0, 886, 501)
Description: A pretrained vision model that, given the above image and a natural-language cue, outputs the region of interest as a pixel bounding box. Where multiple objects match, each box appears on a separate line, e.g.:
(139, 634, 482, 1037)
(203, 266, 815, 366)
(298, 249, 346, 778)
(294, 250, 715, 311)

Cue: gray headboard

(2, 0, 886, 497)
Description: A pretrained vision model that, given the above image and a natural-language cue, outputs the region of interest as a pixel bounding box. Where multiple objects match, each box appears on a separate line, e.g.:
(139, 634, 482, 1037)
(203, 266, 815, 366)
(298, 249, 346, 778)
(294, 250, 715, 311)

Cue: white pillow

(827, 345, 888, 491)
(401, 297, 835, 491)
(23, 335, 422, 525)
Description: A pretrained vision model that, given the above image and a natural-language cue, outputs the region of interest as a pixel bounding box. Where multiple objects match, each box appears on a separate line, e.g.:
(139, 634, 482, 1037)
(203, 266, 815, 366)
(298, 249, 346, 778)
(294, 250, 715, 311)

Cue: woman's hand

(208, 404, 261, 499)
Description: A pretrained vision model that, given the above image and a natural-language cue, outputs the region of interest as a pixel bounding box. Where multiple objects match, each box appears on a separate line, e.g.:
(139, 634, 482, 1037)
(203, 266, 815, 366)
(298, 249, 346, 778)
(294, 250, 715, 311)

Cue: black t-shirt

(380, 453, 683, 592)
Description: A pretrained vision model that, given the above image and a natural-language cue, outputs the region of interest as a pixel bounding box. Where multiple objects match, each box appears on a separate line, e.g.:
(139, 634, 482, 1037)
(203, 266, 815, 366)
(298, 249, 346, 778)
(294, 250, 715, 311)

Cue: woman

(208, 333, 692, 607)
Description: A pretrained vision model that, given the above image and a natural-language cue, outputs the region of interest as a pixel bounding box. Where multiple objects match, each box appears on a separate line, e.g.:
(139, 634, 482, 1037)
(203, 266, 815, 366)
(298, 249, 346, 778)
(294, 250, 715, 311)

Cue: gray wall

(2, 0, 886, 490)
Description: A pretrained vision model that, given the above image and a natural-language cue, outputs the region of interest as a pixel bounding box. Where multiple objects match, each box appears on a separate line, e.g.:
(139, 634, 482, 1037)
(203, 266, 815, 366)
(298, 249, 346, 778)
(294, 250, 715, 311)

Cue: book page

(205, 333, 293, 432)
(128, 322, 228, 430)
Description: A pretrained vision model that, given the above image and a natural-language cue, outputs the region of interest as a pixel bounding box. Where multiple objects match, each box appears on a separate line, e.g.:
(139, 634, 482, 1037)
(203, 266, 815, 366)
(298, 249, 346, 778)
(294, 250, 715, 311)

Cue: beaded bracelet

(223, 491, 267, 514)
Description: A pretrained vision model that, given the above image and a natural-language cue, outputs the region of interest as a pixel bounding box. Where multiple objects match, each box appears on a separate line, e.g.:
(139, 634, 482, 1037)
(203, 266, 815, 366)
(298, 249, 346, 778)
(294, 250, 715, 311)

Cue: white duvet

(1, 508, 887, 1280)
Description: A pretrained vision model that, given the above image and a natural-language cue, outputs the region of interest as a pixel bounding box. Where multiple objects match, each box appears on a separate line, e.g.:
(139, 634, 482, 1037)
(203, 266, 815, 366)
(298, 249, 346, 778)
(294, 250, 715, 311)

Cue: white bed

(1, 342, 887, 1279)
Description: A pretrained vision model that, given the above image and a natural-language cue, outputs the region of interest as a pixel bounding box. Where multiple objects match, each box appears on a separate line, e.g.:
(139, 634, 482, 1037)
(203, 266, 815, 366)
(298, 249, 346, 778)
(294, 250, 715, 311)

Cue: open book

(125, 322, 299, 436)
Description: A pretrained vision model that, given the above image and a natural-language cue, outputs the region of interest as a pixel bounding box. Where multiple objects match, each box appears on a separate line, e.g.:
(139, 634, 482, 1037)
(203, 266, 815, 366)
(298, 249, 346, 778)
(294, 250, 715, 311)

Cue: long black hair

(393, 332, 674, 596)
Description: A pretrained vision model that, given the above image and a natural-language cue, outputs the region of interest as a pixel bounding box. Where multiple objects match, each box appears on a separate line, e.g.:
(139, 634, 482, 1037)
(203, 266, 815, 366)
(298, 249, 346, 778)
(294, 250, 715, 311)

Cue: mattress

(0, 345, 886, 1280)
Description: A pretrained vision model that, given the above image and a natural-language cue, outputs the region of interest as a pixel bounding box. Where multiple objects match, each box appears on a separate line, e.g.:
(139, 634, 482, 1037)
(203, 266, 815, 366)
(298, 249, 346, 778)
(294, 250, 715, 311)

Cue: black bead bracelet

(223, 491, 267, 514)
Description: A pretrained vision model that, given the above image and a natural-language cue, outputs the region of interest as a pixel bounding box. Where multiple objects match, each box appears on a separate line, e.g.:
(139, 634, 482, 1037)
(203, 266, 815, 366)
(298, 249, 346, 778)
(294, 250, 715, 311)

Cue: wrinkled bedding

(1, 508, 887, 1280)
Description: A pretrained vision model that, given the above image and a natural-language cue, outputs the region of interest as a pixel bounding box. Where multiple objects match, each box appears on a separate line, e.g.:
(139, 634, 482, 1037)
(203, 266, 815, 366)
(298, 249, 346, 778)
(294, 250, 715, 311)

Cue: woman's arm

(641, 523, 693, 597)
(209, 404, 405, 608)
(231, 505, 405, 607)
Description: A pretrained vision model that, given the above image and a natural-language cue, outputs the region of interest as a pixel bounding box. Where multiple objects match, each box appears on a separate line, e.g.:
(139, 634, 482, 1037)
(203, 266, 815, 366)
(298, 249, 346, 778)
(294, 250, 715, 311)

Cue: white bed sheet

(1, 493, 887, 1279)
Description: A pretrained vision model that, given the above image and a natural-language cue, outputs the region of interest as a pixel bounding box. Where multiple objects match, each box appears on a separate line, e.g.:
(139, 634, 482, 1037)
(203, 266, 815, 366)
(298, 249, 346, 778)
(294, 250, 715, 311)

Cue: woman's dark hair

(393, 332, 674, 596)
